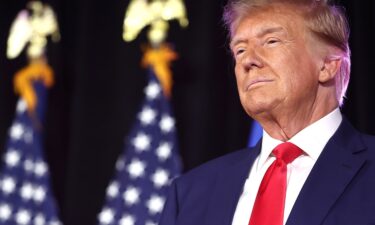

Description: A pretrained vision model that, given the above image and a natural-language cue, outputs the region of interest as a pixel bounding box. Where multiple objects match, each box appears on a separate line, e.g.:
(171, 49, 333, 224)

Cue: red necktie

(248, 142, 303, 225)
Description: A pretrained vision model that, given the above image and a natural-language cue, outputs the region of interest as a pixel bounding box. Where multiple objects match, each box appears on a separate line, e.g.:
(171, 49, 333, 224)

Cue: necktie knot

(272, 142, 303, 164)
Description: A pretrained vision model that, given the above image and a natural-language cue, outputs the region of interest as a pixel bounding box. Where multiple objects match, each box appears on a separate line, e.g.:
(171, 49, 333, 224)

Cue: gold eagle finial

(123, 0, 188, 46)
(6, 1, 59, 113)
(7, 0, 60, 60)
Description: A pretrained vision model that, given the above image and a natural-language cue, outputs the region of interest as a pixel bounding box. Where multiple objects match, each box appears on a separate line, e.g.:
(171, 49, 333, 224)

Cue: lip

(245, 78, 274, 91)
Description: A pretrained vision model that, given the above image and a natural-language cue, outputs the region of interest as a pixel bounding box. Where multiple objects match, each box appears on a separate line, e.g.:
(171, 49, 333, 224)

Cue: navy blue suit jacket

(159, 118, 375, 225)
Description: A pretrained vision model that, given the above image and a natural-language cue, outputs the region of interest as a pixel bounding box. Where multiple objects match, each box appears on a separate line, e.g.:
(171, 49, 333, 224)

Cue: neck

(255, 98, 338, 142)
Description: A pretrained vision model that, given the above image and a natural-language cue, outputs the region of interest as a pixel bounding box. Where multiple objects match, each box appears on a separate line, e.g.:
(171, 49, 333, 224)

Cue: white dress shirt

(231, 108, 342, 225)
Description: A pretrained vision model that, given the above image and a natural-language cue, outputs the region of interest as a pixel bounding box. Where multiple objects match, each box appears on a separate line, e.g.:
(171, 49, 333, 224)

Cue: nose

(241, 48, 264, 72)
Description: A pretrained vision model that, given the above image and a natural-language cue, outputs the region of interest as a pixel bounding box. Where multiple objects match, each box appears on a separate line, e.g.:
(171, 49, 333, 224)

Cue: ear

(318, 56, 342, 83)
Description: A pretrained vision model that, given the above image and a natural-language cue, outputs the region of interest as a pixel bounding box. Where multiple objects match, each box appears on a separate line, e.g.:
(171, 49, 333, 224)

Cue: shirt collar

(258, 108, 342, 170)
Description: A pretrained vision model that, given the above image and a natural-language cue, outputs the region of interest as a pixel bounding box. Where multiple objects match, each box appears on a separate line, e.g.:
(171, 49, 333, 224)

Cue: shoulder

(172, 148, 254, 192)
(360, 133, 375, 145)
(180, 148, 250, 181)
(167, 148, 255, 208)
(160, 148, 258, 224)
(360, 133, 375, 156)
(334, 117, 375, 157)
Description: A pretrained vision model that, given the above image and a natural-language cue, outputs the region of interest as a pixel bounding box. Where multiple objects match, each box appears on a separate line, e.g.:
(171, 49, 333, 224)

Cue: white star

(107, 181, 119, 198)
(156, 142, 172, 161)
(138, 107, 157, 125)
(145, 82, 161, 99)
(34, 213, 45, 225)
(24, 159, 34, 173)
(34, 186, 46, 203)
(98, 208, 115, 225)
(16, 99, 27, 113)
(20, 183, 34, 200)
(159, 115, 175, 133)
(15, 209, 31, 225)
(34, 161, 48, 177)
(119, 214, 135, 225)
(1, 177, 16, 194)
(123, 186, 140, 206)
(151, 169, 169, 188)
(0, 203, 12, 221)
(9, 123, 24, 140)
(127, 159, 146, 179)
(5, 149, 21, 167)
(146, 195, 165, 215)
(132, 133, 151, 152)
(145, 221, 157, 225)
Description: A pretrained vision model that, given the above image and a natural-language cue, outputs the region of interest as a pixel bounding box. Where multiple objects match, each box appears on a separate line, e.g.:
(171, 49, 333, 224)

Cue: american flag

(98, 68, 181, 225)
(0, 82, 62, 225)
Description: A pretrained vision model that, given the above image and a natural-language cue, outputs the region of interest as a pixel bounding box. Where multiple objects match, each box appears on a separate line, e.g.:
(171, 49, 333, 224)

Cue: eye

(235, 48, 245, 55)
(265, 38, 281, 46)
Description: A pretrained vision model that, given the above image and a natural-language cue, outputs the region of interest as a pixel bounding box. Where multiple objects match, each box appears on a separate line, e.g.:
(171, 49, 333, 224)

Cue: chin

(243, 104, 269, 118)
(241, 97, 278, 119)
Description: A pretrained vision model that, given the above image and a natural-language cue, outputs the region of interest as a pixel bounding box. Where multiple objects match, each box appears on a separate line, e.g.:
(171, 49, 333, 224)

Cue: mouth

(245, 78, 273, 91)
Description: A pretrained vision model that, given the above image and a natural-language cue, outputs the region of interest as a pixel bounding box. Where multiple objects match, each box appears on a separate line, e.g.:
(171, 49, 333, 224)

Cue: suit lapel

(204, 142, 261, 225)
(286, 118, 368, 225)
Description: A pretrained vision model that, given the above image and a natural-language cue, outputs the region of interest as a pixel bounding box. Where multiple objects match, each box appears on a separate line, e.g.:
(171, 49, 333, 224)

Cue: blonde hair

(223, 0, 351, 105)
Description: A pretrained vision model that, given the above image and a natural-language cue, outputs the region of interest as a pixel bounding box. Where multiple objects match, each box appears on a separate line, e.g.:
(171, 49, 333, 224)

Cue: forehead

(230, 5, 307, 45)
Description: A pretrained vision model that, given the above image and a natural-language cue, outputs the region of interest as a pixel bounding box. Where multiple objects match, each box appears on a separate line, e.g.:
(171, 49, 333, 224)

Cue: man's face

(231, 6, 324, 119)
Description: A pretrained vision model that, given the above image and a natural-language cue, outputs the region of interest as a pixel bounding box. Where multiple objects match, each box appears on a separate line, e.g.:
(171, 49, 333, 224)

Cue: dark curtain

(0, 0, 374, 224)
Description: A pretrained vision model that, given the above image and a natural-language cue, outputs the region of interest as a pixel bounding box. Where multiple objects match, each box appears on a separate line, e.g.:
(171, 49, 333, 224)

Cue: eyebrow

(230, 26, 286, 49)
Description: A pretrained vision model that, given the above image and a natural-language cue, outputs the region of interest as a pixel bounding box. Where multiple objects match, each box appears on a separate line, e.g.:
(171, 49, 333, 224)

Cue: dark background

(0, 0, 374, 224)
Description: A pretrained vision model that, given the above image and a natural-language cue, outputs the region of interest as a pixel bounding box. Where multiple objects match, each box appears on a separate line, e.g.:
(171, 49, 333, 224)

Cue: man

(160, 0, 375, 224)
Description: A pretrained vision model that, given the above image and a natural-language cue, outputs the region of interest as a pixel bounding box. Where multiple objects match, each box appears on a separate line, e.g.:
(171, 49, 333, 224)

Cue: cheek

(234, 64, 245, 91)
(282, 64, 319, 100)
(274, 49, 311, 86)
